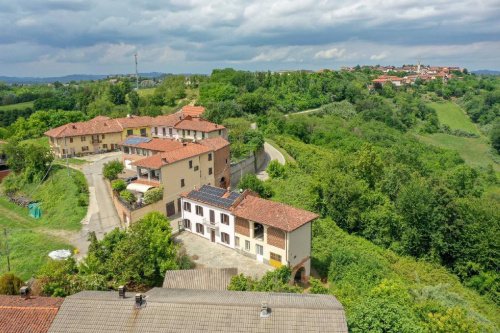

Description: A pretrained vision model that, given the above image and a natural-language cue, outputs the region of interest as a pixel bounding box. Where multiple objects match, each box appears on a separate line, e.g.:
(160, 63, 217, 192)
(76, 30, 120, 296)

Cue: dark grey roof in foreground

(163, 268, 238, 290)
(185, 184, 242, 209)
(48, 288, 348, 333)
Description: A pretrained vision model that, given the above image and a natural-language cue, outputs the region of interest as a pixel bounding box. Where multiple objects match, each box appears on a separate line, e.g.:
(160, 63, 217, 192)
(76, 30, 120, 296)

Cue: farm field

(0, 101, 34, 111)
(428, 101, 480, 134)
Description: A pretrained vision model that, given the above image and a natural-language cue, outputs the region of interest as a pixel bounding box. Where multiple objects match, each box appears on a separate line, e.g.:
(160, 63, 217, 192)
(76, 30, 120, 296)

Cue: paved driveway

(175, 232, 273, 279)
(70, 152, 123, 260)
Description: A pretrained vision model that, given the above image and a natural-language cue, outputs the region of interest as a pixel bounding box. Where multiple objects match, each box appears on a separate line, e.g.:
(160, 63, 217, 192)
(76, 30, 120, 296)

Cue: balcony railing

(138, 175, 160, 182)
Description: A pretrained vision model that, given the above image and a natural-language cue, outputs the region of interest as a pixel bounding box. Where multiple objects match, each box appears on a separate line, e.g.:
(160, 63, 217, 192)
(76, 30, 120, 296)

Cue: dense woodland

(0, 69, 499, 332)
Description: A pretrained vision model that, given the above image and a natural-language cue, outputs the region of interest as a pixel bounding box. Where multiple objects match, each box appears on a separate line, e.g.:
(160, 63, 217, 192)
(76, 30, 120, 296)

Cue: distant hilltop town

(342, 64, 464, 87)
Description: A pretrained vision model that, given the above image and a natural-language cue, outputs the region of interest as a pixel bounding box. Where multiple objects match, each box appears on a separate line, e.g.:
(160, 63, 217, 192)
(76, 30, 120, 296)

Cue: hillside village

(0, 103, 342, 332)
(0, 64, 498, 333)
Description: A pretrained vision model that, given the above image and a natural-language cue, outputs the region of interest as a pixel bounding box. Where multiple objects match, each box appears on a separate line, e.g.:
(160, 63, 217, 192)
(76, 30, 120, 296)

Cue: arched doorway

(294, 267, 305, 283)
(219, 177, 226, 188)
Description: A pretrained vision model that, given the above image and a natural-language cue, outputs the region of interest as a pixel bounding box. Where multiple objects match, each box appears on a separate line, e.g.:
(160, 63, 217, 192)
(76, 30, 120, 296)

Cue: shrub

(111, 179, 127, 192)
(143, 187, 163, 205)
(77, 193, 89, 207)
(266, 160, 286, 179)
(0, 273, 23, 295)
(238, 173, 273, 198)
(102, 160, 124, 180)
(119, 190, 136, 204)
(308, 277, 328, 294)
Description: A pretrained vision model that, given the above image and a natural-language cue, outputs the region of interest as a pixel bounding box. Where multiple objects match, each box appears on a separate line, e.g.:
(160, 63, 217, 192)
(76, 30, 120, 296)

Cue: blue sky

(1, 0, 499, 76)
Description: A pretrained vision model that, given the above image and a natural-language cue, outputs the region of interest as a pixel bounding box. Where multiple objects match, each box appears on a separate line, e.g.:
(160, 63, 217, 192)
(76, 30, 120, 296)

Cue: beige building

(45, 116, 123, 158)
(45, 106, 226, 158)
(117, 137, 230, 223)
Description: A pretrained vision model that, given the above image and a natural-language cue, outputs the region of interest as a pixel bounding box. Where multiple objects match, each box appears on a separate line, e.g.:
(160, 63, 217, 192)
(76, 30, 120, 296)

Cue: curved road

(256, 142, 286, 181)
(69, 153, 123, 260)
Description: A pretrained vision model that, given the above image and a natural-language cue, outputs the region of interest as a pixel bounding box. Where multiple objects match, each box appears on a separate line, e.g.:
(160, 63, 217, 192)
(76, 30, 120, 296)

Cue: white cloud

(314, 48, 346, 59)
(370, 52, 388, 60)
(0, 0, 499, 75)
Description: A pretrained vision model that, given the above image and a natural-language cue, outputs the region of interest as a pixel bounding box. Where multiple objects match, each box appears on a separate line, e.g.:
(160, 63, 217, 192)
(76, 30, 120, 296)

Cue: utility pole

(134, 53, 139, 90)
(3, 228, 10, 272)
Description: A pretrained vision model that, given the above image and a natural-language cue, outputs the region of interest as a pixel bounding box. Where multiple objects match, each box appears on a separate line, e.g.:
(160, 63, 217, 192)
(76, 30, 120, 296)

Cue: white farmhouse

(180, 185, 319, 281)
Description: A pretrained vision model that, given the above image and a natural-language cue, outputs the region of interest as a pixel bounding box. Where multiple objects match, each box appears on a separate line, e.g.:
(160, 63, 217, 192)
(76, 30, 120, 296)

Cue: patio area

(175, 231, 273, 279)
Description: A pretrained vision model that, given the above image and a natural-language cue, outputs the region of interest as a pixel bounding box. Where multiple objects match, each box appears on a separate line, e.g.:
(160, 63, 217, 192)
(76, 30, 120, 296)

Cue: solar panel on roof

(124, 137, 152, 145)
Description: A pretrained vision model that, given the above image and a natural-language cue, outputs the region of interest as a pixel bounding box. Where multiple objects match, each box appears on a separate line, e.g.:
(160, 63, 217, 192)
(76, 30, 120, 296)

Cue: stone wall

(230, 147, 267, 188)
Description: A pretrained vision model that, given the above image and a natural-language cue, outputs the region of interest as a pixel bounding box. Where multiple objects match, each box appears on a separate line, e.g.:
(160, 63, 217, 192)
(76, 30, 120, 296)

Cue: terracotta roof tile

(114, 115, 154, 128)
(131, 154, 164, 169)
(122, 137, 184, 152)
(0, 295, 63, 333)
(132, 142, 212, 168)
(161, 143, 212, 164)
(151, 113, 183, 127)
(232, 194, 318, 232)
(181, 105, 205, 117)
(174, 117, 225, 133)
(199, 137, 230, 151)
(44, 116, 122, 138)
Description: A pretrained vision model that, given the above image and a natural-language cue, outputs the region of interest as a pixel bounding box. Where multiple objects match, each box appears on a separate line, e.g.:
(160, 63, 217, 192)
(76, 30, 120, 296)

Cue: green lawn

(0, 101, 34, 111)
(428, 101, 480, 135)
(416, 133, 500, 173)
(0, 167, 88, 279)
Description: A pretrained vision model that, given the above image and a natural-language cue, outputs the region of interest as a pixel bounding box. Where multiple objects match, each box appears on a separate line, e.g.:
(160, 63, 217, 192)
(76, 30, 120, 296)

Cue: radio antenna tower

(134, 53, 139, 90)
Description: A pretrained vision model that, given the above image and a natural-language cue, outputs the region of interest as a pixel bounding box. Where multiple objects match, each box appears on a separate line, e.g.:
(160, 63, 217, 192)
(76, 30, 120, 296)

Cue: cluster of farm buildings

(2, 104, 351, 333)
(44, 105, 318, 282)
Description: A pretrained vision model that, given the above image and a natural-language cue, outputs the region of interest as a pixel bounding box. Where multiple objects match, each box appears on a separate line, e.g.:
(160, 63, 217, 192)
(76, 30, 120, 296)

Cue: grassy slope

(266, 136, 499, 330)
(0, 101, 34, 111)
(416, 133, 500, 173)
(0, 167, 88, 279)
(313, 220, 500, 330)
(429, 101, 480, 134)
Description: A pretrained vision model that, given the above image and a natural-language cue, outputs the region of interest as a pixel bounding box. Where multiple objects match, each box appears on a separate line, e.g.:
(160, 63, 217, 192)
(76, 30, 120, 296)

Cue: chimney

(20, 286, 30, 299)
(260, 302, 271, 318)
(127, 114, 131, 118)
(118, 285, 126, 298)
(227, 186, 231, 192)
(135, 293, 145, 308)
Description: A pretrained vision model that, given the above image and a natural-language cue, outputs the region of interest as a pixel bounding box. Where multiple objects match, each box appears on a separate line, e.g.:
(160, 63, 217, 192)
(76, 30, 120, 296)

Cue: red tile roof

(132, 142, 212, 169)
(114, 115, 154, 128)
(122, 137, 184, 152)
(131, 154, 164, 169)
(232, 194, 319, 232)
(152, 113, 183, 127)
(44, 116, 122, 138)
(199, 137, 230, 151)
(181, 105, 206, 118)
(161, 144, 212, 164)
(175, 117, 225, 133)
(0, 295, 63, 333)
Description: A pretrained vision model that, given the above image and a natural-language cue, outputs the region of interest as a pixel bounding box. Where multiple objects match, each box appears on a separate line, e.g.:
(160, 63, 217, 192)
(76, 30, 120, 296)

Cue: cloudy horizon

(1, 0, 499, 76)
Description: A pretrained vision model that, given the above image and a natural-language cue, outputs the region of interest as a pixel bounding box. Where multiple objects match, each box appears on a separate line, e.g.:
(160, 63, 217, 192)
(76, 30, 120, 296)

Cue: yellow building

(115, 115, 154, 138)
(44, 116, 123, 157)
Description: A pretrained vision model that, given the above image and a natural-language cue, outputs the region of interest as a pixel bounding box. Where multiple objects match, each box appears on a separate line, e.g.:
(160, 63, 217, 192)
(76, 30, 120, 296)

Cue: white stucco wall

(181, 198, 235, 248)
(287, 222, 312, 275)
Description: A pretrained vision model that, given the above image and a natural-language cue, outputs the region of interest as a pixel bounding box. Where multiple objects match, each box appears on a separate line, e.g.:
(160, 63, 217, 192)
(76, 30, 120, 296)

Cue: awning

(126, 182, 154, 193)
